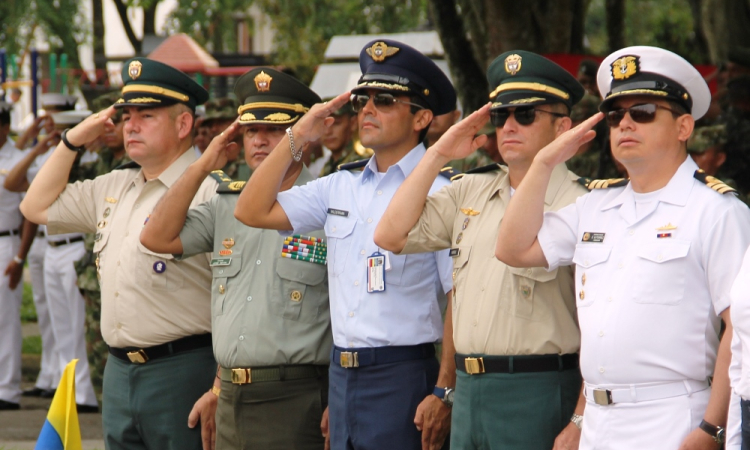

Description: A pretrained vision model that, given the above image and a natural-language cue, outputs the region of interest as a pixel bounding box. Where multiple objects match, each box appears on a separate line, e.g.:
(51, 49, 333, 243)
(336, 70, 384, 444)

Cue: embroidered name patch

(327, 208, 349, 217)
(581, 232, 606, 243)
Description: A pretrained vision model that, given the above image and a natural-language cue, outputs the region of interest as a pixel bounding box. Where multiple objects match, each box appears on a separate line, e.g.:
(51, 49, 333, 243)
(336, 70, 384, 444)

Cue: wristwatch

(570, 413, 583, 430)
(61, 128, 86, 153)
(432, 386, 454, 407)
(699, 419, 725, 444)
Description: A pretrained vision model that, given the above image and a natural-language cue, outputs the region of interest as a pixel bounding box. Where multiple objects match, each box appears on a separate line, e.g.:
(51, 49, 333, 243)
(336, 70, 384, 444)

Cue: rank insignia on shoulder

(337, 158, 370, 172)
(209, 170, 233, 184)
(439, 166, 462, 181)
(577, 177, 629, 190)
(464, 163, 503, 176)
(217, 180, 246, 194)
(693, 170, 737, 195)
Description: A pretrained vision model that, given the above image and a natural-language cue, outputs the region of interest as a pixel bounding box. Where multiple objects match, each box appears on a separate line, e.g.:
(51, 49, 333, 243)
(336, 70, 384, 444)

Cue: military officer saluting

(21, 58, 220, 450)
(140, 68, 331, 450)
(496, 46, 750, 449)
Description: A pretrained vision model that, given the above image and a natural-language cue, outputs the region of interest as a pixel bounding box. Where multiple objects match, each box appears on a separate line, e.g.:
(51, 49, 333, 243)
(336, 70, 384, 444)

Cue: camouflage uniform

(320, 142, 361, 177)
(449, 149, 495, 172)
(566, 93, 615, 179)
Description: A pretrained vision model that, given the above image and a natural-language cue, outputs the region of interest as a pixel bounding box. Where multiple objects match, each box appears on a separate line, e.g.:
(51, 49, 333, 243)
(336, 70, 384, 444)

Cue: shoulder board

(577, 177, 629, 190)
(113, 161, 140, 171)
(217, 180, 246, 194)
(337, 158, 370, 172)
(464, 163, 503, 175)
(694, 170, 737, 195)
(439, 166, 462, 181)
(210, 169, 233, 184)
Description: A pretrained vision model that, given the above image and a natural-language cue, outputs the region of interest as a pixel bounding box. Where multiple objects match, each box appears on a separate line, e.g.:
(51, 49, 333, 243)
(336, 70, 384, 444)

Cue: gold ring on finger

(95, 113, 100, 119)
(220, 132, 225, 137)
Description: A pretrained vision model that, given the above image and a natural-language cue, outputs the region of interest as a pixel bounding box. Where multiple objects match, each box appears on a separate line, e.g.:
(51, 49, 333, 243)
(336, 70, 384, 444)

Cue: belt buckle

(593, 389, 613, 405)
(339, 351, 359, 368)
(231, 368, 251, 385)
(127, 349, 149, 364)
(464, 357, 485, 375)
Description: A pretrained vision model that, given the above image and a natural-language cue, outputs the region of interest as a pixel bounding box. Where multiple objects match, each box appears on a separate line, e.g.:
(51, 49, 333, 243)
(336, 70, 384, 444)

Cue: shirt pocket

(211, 256, 242, 316)
(274, 257, 328, 323)
(631, 239, 690, 305)
(137, 242, 185, 291)
(506, 266, 559, 318)
(572, 245, 612, 307)
(452, 247, 471, 308)
(324, 216, 356, 276)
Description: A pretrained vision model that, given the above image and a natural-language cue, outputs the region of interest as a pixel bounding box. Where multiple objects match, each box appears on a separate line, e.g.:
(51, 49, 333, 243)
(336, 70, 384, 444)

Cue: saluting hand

(291, 91, 351, 148)
(196, 119, 241, 174)
(428, 103, 491, 163)
(62, 106, 118, 149)
(32, 131, 62, 157)
(534, 112, 604, 169)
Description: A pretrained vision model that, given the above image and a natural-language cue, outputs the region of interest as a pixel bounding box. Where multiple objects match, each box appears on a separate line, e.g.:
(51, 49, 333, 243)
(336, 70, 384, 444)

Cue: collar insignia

(128, 61, 142, 80)
(504, 54, 522, 75)
(254, 71, 273, 92)
(611, 55, 639, 81)
(366, 42, 400, 63)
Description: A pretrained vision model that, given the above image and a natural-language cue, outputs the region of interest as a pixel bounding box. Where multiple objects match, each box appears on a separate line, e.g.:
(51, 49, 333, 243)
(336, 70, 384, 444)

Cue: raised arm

(141, 121, 240, 255)
(20, 107, 117, 225)
(494, 113, 603, 268)
(4, 131, 61, 192)
(15, 116, 50, 150)
(234, 92, 350, 230)
(374, 104, 490, 253)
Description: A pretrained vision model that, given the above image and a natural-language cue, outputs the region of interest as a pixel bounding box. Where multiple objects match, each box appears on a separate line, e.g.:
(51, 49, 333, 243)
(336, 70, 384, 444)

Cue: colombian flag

(35, 359, 82, 450)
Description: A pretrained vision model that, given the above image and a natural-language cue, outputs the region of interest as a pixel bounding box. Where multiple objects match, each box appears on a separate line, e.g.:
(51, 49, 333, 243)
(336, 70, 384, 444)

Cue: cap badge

(504, 54, 522, 75)
(611, 55, 639, 81)
(128, 60, 142, 80)
(254, 71, 273, 92)
(366, 42, 400, 63)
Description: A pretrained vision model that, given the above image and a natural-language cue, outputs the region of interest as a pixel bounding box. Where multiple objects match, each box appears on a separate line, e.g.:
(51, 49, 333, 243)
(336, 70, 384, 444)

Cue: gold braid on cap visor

(489, 82, 570, 100)
(122, 85, 190, 102)
(237, 102, 310, 115)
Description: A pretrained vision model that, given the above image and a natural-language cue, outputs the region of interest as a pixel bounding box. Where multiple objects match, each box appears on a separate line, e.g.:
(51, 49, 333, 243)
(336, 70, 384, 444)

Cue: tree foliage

(165, 0, 250, 53)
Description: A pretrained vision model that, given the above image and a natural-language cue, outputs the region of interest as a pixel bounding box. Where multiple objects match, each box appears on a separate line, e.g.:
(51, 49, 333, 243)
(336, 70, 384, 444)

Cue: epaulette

(465, 163, 503, 175)
(113, 161, 140, 171)
(210, 169, 232, 184)
(337, 158, 370, 172)
(577, 177, 629, 190)
(439, 166, 462, 181)
(217, 180, 246, 194)
(694, 170, 737, 194)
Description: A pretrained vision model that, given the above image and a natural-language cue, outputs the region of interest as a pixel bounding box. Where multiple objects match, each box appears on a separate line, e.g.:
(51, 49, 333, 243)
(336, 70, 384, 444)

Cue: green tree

(165, 0, 251, 53)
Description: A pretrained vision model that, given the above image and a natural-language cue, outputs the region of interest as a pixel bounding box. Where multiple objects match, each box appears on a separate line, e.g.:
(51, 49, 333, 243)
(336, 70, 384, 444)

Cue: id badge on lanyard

(367, 251, 387, 293)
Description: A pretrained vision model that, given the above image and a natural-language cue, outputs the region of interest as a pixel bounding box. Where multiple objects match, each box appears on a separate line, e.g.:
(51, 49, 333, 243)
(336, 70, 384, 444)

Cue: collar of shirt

(131, 148, 198, 189)
(492, 162, 570, 206)
(360, 143, 426, 183)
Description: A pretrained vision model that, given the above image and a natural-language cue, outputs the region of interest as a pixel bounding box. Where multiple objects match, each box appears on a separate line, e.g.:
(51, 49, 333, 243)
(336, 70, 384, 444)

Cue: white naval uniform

(538, 157, 750, 449)
(0, 138, 30, 403)
(728, 250, 750, 448)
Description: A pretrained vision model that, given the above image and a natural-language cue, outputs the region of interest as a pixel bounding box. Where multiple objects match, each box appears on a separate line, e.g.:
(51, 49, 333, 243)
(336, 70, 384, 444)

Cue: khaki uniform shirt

(401, 163, 587, 356)
(178, 167, 332, 367)
(47, 149, 218, 348)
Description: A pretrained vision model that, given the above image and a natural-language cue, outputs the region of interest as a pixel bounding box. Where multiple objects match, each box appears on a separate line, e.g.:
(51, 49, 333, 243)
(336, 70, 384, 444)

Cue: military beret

(41, 93, 77, 111)
(352, 39, 457, 115)
(92, 91, 123, 121)
(116, 57, 209, 111)
(597, 46, 710, 119)
(204, 97, 239, 122)
(487, 51, 584, 111)
(688, 124, 727, 154)
(51, 110, 92, 129)
(234, 67, 321, 126)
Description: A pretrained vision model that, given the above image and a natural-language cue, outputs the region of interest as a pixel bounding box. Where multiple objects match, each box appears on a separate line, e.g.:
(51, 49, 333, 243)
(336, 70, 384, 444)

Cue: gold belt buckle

(464, 357, 485, 375)
(339, 351, 359, 368)
(231, 368, 252, 385)
(593, 389, 614, 405)
(127, 349, 149, 364)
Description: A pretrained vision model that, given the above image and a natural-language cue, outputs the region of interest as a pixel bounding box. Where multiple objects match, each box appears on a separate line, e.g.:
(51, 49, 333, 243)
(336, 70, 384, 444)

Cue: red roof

(148, 33, 219, 73)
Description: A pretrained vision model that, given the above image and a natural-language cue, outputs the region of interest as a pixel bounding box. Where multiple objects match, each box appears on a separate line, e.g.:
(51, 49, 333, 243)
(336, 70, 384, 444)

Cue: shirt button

(599, 367, 605, 373)
(599, 330, 604, 337)
(125, 231, 129, 237)
(360, 250, 365, 255)
(114, 291, 119, 297)
(608, 296, 613, 302)
(377, 190, 383, 195)
(526, 269, 532, 275)
(367, 218, 373, 223)
(256, 260, 261, 265)
(246, 296, 252, 302)
(116, 323, 122, 329)
(618, 262, 623, 269)
(354, 280, 359, 286)
(348, 342, 354, 347)
(584, 260, 590, 266)
(332, 227, 337, 232)
(481, 287, 485, 291)
(657, 255, 663, 261)
(348, 312, 354, 317)
(473, 321, 478, 327)
(134, 203, 140, 209)
(219, 269, 224, 274)
(629, 230, 634, 235)
(239, 336, 245, 341)
(117, 261, 120, 266)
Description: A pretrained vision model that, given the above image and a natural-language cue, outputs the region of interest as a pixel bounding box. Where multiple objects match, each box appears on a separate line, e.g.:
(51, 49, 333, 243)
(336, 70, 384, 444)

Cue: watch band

(61, 128, 86, 153)
(699, 419, 725, 444)
(432, 386, 454, 407)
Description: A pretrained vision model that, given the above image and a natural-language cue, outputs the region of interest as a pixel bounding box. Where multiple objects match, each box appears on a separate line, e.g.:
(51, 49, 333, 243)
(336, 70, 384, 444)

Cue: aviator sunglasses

(350, 92, 425, 113)
(490, 106, 567, 127)
(606, 103, 681, 127)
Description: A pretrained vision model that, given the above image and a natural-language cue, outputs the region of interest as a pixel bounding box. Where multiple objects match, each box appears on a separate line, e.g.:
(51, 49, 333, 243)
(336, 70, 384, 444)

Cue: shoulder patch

(464, 163, 503, 175)
(577, 177, 629, 190)
(217, 180, 246, 194)
(209, 169, 233, 184)
(113, 161, 140, 171)
(439, 166, 462, 181)
(694, 170, 737, 195)
(337, 158, 370, 172)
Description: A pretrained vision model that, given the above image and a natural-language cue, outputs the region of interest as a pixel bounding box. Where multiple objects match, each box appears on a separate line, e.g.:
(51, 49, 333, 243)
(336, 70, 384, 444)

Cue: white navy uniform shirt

(0, 138, 29, 232)
(538, 156, 750, 386)
(277, 143, 453, 349)
(728, 249, 750, 447)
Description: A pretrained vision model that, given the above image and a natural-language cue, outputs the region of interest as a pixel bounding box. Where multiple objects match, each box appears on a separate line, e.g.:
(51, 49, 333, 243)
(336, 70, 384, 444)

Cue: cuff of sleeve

(45, 201, 64, 235)
(398, 225, 423, 256)
(537, 222, 560, 272)
(275, 195, 297, 237)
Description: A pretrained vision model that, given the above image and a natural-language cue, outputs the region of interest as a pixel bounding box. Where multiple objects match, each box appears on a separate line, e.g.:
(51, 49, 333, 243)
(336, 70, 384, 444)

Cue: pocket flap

(276, 257, 327, 285)
(572, 245, 612, 268)
(636, 239, 690, 263)
(211, 256, 242, 278)
(507, 265, 559, 282)
(324, 216, 356, 239)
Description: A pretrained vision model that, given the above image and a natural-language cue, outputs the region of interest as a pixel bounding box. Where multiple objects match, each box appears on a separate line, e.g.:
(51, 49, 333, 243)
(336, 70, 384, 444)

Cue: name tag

(211, 258, 232, 266)
(581, 232, 605, 243)
(327, 208, 349, 217)
(367, 252, 386, 293)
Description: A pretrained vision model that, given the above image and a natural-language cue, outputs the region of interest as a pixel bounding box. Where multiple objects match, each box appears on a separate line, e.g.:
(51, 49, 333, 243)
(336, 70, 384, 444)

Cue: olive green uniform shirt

(47, 149, 218, 348)
(178, 167, 332, 368)
(400, 163, 586, 356)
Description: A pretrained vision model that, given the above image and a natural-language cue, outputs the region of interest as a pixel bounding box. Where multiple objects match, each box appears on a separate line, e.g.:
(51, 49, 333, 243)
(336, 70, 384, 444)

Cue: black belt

(332, 343, 435, 368)
(219, 365, 327, 385)
(109, 333, 212, 364)
(47, 236, 84, 247)
(0, 229, 20, 238)
(455, 353, 579, 375)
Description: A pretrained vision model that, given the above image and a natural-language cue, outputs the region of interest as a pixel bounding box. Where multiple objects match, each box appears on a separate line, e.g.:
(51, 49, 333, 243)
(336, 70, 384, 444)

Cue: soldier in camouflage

(203, 97, 248, 180)
(448, 122, 499, 172)
(318, 102, 360, 176)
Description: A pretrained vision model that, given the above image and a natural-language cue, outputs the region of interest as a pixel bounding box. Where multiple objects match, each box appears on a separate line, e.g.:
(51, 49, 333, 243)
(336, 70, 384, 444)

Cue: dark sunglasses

(606, 103, 681, 127)
(350, 93, 424, 113)
(490, 106, 567, 127)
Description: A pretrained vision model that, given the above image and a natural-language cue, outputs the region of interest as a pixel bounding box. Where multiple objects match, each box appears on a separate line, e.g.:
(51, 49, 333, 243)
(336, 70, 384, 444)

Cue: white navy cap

(51, 110, 92, 127)
(41, 93, 78, 111)
(597, 46, 710, 120)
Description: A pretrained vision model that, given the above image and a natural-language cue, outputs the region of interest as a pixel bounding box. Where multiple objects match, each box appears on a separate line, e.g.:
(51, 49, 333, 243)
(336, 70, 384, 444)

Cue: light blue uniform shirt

(277, 144, 453, 348)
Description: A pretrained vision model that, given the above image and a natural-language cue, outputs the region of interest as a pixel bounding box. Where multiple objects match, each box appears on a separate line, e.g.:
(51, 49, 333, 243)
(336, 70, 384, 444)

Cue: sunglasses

(490, 106, 567, 127)
(606, 103, 681, 127)
(350, 93, 424, 113)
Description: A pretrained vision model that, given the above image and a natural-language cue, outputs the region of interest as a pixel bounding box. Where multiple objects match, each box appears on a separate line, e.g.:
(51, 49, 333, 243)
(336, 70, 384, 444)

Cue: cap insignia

(504, 54, 522, 75)
(128, 61, 142, 80)
(611, 55, 639, 81)
(254, 71, 272, 92)
(366, 42, 400, 63)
